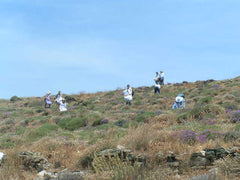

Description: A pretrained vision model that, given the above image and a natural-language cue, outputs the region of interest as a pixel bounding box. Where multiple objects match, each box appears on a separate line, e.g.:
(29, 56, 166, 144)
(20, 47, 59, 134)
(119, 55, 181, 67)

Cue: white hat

(47, 91, 51, 94)
(176, 96, 183, 103)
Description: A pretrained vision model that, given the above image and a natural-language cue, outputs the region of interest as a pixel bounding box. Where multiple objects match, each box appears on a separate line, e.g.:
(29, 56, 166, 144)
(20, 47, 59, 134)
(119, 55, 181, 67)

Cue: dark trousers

(126, 101, 131, 105)
(154, 87, 160, 94)
(160, 78, 164, 85)
(45, 103, 51, 108)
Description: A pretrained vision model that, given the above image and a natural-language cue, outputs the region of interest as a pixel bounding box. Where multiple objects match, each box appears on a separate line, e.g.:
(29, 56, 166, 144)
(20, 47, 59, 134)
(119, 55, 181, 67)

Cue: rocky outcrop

(35, 170, 90, 180)
(96, 147, 146, 165)
(190, 146, 239, 168)
(166, 152, 180, 168)
(64, 96, 76, 102)
(18, 151, 52, 172)
(190, 168, 221, 180)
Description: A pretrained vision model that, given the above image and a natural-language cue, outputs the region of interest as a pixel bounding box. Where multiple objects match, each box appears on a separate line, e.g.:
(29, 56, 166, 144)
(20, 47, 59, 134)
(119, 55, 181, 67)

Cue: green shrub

(0, 137, 15, 149)
(235, 124, 240, 132)
(15, 126, 25, 135)
(135, 112, 155, 123)
(222, 102, 238, 110)
(122, 121, 138, 129)
(177, 112, 188, 121)
(178, 105, 224, 120)
(105, 91, 115, 97)
(27, 123, 58, 141)
(5, 119, 14, 125)
(59, 133, 75, 139)
(189, 104, 224, 119)
(92, 118, 103, 126)
(198, 96, 212, 104)
(202, 113, 216, 119)
(10, 96, 21, 102)
(58, 117, 87, 131)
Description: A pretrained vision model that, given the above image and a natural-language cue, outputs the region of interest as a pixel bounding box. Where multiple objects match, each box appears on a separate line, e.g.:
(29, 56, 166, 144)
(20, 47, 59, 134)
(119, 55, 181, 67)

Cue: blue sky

(1, 0, 240, 99)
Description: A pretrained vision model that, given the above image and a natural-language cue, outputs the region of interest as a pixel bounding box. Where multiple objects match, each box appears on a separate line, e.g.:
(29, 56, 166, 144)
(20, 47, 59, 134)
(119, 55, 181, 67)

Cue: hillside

(0, 77, 240, 180)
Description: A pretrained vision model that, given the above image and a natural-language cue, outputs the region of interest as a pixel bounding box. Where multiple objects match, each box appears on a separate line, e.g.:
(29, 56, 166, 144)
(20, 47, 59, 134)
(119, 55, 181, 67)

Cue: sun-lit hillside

(0, 77, 240, 180)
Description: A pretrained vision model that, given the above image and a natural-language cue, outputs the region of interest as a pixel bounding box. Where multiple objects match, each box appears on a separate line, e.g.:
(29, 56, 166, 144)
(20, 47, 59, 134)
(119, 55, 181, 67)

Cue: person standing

(123, 84, 133, 105)
(59, 98, 68, 112)
(154, 72, 160, 84)
(154, 83, 161, 94)
(160, 71, 165, 85)
(54, 91, 63, 105)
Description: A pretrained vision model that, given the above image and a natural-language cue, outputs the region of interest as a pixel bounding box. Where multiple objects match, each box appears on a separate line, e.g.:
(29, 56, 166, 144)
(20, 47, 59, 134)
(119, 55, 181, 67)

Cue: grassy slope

(0, 76, 240, 179)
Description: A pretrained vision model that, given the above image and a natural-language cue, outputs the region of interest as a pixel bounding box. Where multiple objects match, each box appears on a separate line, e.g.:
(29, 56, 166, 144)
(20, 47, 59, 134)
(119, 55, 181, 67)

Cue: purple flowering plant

(212, 85, 222, 90)
(155, 110, 162, 116)
(230, 110, 240, 123)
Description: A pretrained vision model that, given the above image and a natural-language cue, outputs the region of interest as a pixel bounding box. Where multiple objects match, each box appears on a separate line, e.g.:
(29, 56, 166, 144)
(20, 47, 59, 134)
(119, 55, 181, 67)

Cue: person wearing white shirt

(154, 84, 161, 94)
(160, 71, 165, 85)
(123, 84, 133, 105)
(59, 99, 68, 112)
(55, 91, 63, 105)
(172, 94, 186, 109)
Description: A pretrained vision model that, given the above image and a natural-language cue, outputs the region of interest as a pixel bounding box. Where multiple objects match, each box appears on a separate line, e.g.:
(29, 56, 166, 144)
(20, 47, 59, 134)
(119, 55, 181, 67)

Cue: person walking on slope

(160, 71, 165, 85)
(54, 91, 63, 105)
(44, 91, 52, 108)
(154, 83, 161, 94)
(172, 94, 185, 109)
(123, 84, 133, 105)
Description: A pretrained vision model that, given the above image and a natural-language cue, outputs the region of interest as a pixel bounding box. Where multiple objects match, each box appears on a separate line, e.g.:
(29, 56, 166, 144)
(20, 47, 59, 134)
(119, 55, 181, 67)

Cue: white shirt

(161, 72, 164, 78)
(123, 88, 133, 101)
(155, 84, 161, 89)
(0, 152, 5, 160)
(123, 88, 132, 97)
(175, 96, 184, 103)
(55, 95, 63, 104)
(59, 102, 68, 112)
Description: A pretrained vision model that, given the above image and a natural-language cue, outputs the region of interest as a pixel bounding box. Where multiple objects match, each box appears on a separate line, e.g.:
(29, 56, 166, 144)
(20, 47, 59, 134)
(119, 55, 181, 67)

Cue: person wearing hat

(44, 91, 52, 108)
(172, 94, 185, 109)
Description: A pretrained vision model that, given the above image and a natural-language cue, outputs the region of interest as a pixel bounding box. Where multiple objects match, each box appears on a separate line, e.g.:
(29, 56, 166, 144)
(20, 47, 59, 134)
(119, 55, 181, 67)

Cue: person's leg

(129, 101, 131, 105)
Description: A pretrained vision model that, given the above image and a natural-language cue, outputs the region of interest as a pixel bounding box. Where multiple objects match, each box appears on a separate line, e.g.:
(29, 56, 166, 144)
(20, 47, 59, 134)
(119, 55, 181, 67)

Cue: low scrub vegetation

(0, 77, 240, 179)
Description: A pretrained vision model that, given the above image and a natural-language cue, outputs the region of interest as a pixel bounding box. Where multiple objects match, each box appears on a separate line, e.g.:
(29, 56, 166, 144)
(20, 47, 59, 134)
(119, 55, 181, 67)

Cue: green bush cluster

(58, 117, 87, 131)
(177, 104, 224, 120)
(198, 96, 212, 104)
(10, 96, 21, 102)
(27, 123, 58, 141)
(135, 112, 155, 123)
(92, 118, 103, 126)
